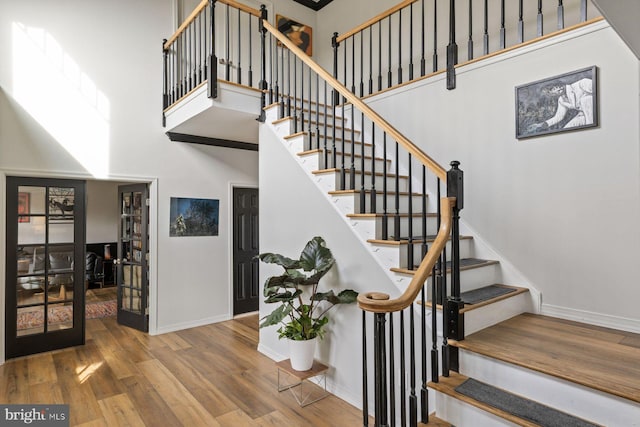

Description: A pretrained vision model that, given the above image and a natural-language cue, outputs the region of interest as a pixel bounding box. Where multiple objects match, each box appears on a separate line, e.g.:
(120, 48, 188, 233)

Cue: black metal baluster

(557, 0, 565, 29)
(308, 64, 313, 145)
(388, 16, 393, 88)
(370, 122, 376, 214)
(420, 0, 426, 76)
(393, 140, 400, 241)
(433, 0, 438, 72)
(409, 304, 417, 427)
(162, 41, 168, 125)
(287, 48, 291, 117)
(447, 161, 464, 343)
(181, 34, 186, 97)
(332, 32, 340, 105)
(323, 80, 328, 162)
(362, 311, 369, 427)
(400, 310, 407, 426)
(389, 313, 396, 427)
(274, 32, 279, 106)
(340, 102, 346, 191)
(187, 21, 192, 91)
(468, 0, 474, 60)
(483, 0, 490, 55)
(198, 14, 202, 84)
(250, 14, 255, 88)
(373, 313, 388, 427)
(421, 166, 428, 259)
(382, 132, 389, 240)
(226, 4, 230, 80)
(409, 3, 414, 80)
(421, 285, 428, 423)
(293, 55, 298, 132)
(315, 72, 319, 150)
(208, 0, 217, 98)
(279, 41, 285, 118)
(518, 0, 524, 43)
(537, 0, 544, 37)
(359, 112, 366, 214)
(580, 0, 587, 22)
(446, 0, 458, 90)
(398, 9, 403, 84)
(237, 9, 242, 84)
(369, 26, 374, 94)
(378, 22, 383, 91)
(343, 37, 348, 100)
(258, 5, 267, 122)
(351, 37, 356, 94)
(300, 61, 305, 138)
(360, 31, 364, 97)
(349, 104, 356, 190)
(408, 153, 414, 270)
(500, 0, 506, 49)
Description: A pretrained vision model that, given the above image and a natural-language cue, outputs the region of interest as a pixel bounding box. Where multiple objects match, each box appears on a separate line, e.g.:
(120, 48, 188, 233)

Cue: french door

(116, 184, 149, 332)
(5, 177, 85, 359)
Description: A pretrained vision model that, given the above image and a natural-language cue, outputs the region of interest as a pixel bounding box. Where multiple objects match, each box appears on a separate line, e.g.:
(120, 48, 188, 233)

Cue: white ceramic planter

(288, 337, 317, 371)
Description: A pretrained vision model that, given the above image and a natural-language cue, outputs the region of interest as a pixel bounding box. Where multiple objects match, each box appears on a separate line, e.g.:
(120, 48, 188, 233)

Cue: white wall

(0, 0, 259, 362)
(258, 123, 399, 407)
(365, 23, 640, 329)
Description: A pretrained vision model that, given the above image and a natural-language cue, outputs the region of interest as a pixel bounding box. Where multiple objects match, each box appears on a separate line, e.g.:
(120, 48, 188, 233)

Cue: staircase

(162, 1, 640, 425)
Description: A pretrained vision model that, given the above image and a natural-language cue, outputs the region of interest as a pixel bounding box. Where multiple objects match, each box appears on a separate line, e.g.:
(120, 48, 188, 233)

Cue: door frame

(0, 171, 159, 364)
(228, 182, 259, 318)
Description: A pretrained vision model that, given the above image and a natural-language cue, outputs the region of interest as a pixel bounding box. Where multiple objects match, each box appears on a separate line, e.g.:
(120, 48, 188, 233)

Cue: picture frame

(169, 197, 219, 237)
(18, 192, 30, 223)
(276, 14, 312, 56)
(515, 66, 598, 139)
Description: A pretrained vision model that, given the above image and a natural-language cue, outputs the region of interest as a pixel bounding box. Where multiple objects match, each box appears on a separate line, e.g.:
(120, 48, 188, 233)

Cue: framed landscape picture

(515, 66, 598, 139)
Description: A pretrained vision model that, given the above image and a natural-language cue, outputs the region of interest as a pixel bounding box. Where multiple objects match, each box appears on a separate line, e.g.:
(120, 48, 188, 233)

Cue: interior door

(233, 187, 259, 315)
(5, 177, 86, 359)
(116, 184, 149, 332)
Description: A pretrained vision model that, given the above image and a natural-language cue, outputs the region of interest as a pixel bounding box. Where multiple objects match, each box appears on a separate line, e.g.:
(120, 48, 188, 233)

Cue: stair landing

(451, 313, 640, 405)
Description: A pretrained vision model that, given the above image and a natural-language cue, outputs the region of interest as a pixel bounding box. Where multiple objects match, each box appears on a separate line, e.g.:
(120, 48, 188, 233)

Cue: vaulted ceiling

(292, 0, 334, 11)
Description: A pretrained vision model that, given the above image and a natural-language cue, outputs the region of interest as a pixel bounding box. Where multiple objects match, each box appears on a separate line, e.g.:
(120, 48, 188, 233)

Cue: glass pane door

(6, 177, 85, 359)
(116, 184, 149, 332)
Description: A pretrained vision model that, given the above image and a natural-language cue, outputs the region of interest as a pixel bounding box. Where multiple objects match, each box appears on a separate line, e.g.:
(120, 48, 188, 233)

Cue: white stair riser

(457, 350, 640, 427)
(331, 192, 428, 215)
(462, 291, 533, 336)
(299, 150, 390, 174)
(349, 215, 444, 241)
(293, 134, 376, 158)
(368, 239, 474, 270)
(314, 171, 409, 194)
(434, 392, 520, 427)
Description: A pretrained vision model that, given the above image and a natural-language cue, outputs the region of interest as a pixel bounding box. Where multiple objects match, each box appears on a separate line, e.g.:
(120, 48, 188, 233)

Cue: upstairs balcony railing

(333, 0, 598, 94)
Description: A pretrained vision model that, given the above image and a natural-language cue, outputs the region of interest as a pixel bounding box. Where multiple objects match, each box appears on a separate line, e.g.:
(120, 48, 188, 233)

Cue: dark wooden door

(5, 177, 86, 359)
(116, 184, 149, 332)
(233, 188, 259, 315)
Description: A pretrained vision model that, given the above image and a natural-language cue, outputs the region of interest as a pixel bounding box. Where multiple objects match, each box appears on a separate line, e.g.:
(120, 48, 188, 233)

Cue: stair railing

(333, 0, 594, 95)
(262, 16, 464, 426)
(162, 0, 262, 123)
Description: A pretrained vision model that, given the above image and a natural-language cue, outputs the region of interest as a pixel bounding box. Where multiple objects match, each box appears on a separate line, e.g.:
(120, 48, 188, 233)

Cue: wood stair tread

(298, 149, 389, 163)
(275, 116, 360, 133)
(422, 284, 529, 313)
(450, 313, 640, 405)
(347, 212, 438, 218)
(329, 189, 422, 196)
(283, 131, 373, 146)
(428, 372, 600, 427)
(367, 235, 472, 245)
(391, 258, 499, 276)
(418, 414, 452, 426)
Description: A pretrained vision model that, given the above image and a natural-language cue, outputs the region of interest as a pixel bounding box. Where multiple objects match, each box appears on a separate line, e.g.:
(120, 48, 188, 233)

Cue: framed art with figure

(515, 66, 598, 139)
(18, 192, 30, 223)
(276, 14, 312, 56)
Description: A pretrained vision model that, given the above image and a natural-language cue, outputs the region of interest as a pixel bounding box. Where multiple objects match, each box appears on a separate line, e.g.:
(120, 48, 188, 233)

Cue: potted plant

(258, 236, 358, 371)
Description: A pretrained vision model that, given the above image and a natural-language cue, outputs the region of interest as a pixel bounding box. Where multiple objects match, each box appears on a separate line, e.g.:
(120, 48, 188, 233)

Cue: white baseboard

(541, 304, 640, 334)
(153, 314, 231, 335)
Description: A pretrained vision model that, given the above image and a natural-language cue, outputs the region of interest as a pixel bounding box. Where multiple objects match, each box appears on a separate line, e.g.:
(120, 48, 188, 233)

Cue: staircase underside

(451, 313, 640, 405)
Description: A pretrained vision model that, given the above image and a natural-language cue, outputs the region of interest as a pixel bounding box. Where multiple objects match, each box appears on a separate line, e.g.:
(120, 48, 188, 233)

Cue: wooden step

(450, 313, 640, 405)
(301, 149, 389, 165)
(284, 131, 373, 146)
(418, 413, 452, 426)
(312, 168, 408, 180)
(367, 235, 472, 246)
(274, 116, 361, 134)
(423, 284, 529, 313)
(391, 258, 499, 276)
(429, 372, 601, 427)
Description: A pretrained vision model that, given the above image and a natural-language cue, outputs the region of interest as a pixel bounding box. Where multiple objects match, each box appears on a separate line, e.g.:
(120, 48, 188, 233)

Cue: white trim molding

(541, 303, 640, 334)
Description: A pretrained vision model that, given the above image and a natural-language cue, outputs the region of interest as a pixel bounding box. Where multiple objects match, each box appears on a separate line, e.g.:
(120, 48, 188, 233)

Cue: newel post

(207, 0, 218, 99)
(257, 4, 268, 122)
(446, 161, 464, 359)
(331, 32, 341, 106)
(162, 39, 168, 127)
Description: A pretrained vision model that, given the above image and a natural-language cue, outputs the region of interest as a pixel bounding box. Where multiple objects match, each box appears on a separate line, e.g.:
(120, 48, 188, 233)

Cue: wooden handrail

(164, 0, 260, 50)
(336, 0, 419, 43)
(263, 20, 447, 182)
(357, 197, 455, 313)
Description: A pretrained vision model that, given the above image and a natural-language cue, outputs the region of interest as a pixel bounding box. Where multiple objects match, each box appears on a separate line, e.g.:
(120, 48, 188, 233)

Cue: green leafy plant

(258, 236, 358, 341)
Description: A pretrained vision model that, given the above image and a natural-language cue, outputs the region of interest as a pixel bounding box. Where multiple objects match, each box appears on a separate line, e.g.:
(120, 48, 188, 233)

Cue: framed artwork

(515, 66, 598, 139)
(276, 14, 312, 56)
(18, 192, 30, 223)
(170, 197, 219, 237)
(48, 187, 75, 222)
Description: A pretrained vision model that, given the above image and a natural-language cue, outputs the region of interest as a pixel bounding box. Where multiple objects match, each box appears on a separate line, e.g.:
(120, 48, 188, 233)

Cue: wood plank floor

(1, 315, 367, 426)
(452, 313, 640, 404)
